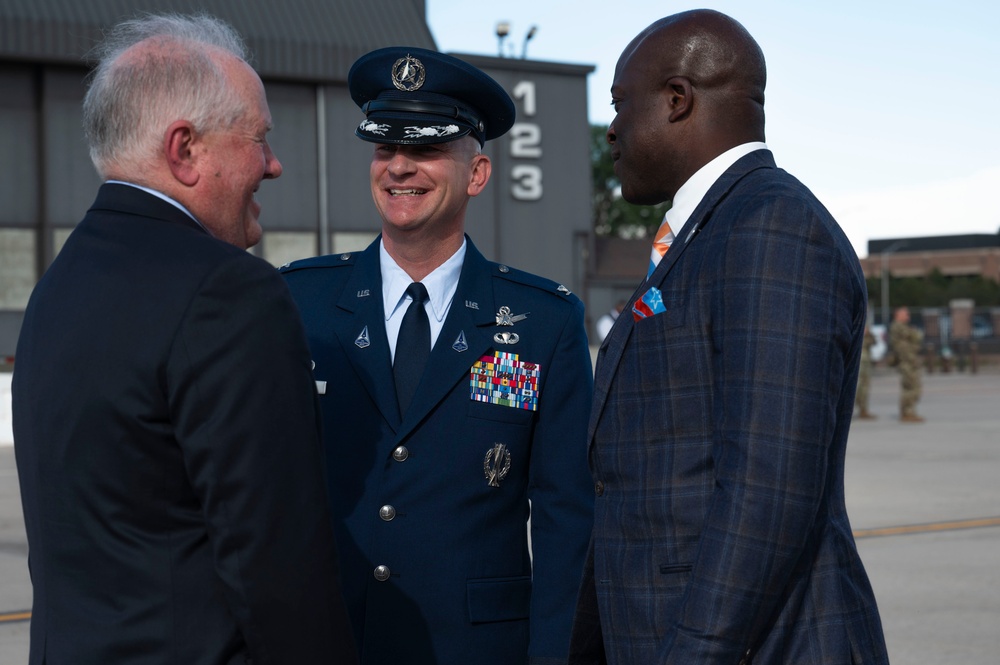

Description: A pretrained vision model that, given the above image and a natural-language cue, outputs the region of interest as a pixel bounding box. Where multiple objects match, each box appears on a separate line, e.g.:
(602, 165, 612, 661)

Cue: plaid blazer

(570, 151, 889, 664)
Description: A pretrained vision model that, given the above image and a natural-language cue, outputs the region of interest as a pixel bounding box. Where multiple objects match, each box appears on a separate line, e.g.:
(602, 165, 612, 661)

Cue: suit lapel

(587, 150, 776, 447)
(396, 239, 496, 442)
(335, 241, 402, 431)
(587, 205, 708, 445)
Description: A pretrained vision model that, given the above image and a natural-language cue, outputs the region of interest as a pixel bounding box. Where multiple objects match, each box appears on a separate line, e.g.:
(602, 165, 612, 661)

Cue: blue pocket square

(632, 286, 666, 320)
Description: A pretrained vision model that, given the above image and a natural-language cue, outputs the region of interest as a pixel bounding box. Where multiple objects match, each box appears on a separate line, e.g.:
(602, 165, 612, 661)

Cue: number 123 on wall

(510, 81, 542, 201)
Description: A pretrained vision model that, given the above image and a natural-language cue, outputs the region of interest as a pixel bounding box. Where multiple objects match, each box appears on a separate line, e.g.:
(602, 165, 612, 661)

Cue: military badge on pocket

(469, 351, 540, 411)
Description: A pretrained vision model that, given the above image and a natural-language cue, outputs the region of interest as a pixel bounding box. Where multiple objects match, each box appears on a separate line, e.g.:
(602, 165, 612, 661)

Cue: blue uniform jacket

(282, 236, 594, 665)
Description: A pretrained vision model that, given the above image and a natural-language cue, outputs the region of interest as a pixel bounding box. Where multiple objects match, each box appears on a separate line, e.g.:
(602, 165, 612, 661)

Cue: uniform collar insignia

(355, 325, 371, 349)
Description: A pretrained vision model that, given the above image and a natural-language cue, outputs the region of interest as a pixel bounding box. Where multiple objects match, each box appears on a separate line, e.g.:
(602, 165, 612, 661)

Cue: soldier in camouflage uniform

(855, 324, 877, 419)
(889, 307, 924, 422)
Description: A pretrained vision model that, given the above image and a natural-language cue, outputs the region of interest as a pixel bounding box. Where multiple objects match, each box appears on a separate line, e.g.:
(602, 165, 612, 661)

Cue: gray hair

(82, 13, 252, 177)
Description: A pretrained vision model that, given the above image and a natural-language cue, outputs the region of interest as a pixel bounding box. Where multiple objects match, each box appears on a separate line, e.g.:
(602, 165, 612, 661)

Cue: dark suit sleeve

(528, 297, 596, 664)
(167, 253, 356, 664)
(663, 195, 860, 662)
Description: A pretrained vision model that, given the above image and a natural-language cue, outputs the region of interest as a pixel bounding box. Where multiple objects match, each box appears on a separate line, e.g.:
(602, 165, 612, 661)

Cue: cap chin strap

(362, 99, 485, 136)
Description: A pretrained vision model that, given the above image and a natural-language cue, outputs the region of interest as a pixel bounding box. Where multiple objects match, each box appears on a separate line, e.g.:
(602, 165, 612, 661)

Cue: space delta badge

(469, 351, 539, 411)
(355, 325, 371, 348)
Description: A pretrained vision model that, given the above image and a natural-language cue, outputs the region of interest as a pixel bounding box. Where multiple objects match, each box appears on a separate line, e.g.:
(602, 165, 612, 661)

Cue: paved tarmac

(1, 366, 999, 663)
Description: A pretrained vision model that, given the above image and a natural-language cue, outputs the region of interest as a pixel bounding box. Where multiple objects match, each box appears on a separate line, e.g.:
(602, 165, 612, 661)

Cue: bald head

(627, 9, 765, 132)
(607, 9, 767, 204)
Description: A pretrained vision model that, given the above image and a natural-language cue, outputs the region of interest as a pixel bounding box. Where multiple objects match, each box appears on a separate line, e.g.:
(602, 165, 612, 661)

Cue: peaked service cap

(348, 46, 515, 146)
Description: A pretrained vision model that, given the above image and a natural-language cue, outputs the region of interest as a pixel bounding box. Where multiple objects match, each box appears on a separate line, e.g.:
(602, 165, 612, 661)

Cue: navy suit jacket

(281, 237, 594, 665)
(569, 151, 889, 664)
(14, 184, 356, 665)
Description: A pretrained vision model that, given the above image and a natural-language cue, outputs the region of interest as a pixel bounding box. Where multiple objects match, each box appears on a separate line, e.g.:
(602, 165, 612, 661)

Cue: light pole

(880, 240, 907, 326)
(495, 22, 510, 57)
(521, 26, 537, 58)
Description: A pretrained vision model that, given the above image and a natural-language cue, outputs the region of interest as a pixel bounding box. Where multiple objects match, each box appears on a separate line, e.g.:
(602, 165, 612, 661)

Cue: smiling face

(190, 57, 282, 249)
(369, 137, 490, 244)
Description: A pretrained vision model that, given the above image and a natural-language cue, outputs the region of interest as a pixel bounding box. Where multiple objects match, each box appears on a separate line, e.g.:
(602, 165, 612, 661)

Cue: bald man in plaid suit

(569, 10, 888, 664)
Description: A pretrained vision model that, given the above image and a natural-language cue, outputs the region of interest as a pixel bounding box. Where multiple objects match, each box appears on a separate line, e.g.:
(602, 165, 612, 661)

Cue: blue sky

(426, 1, 1000, 257)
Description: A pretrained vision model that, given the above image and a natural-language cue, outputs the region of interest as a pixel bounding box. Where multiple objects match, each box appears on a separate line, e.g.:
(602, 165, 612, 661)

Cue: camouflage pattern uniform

(890, 319, 923, 421)
(855, 326, 876, 419)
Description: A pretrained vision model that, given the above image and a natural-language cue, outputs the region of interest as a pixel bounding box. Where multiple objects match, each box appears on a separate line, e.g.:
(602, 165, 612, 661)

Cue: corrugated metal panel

(0, 0, 437, 81)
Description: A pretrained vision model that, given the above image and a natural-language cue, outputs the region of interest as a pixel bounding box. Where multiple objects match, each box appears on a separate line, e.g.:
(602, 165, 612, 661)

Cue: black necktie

(394, 282, 430, 415)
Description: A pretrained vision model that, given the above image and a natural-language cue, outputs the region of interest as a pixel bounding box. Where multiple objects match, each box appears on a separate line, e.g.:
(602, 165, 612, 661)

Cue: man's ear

(467, 153, 492, 197)
(665, 76, 693, 123)
(165, 120, 200, 186)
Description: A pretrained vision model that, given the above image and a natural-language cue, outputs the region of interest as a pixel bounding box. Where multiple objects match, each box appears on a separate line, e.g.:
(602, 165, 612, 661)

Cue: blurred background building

(862, 234, 1000, 363)
(0, 0, 996, 362)
(0, 0, 594, 357)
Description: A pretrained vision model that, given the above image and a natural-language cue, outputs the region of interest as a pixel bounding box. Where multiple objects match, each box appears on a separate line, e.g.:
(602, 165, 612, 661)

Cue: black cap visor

(356, 99, 481, 145)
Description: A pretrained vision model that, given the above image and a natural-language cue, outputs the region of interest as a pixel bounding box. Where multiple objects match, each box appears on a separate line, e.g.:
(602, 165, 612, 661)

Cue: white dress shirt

(381, 238, 465, 363)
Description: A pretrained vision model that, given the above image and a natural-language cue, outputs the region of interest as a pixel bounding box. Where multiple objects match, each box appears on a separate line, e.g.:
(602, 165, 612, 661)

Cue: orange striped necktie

(647, 212, 675, 279)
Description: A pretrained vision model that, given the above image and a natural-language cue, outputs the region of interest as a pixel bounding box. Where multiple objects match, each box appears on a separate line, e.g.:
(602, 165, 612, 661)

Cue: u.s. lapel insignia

(495, 305, 529, 326)
(452, 330, 469, 352)
(355, 325, 371, 349)
(484, 443, 511, 488)
(494, 331, 520, 345)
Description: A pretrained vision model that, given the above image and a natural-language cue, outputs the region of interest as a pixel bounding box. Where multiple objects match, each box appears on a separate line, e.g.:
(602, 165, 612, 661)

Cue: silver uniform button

(379, 505, 397, 521)
(498, 265, 510, 273)
(392, 446, 409, 462)
(374, 565, 391, 582)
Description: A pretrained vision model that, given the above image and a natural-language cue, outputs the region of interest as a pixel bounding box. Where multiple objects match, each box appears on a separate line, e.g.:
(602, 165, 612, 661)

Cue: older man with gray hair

(14, 13, 355, 664)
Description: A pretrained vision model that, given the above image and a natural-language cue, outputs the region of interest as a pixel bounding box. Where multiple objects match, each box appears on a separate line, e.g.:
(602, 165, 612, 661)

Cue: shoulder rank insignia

(496, 305, 529, 326)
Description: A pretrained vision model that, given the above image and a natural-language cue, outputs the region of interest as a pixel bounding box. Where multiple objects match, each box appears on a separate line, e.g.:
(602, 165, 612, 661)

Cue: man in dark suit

(13, 14, 355, 665)
(569, 10, 889, 664)
(281, 47, 594, 664)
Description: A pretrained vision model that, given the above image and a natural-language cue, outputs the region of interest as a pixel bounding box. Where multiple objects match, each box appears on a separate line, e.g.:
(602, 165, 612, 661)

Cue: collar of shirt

(105, 180, 210, 234)
(667, 142, 768, 229)
(380, 238, 466, 361)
